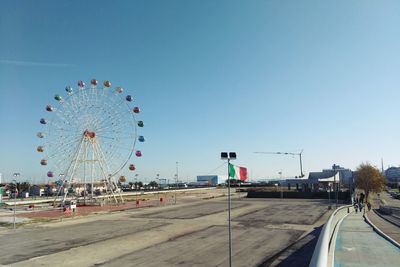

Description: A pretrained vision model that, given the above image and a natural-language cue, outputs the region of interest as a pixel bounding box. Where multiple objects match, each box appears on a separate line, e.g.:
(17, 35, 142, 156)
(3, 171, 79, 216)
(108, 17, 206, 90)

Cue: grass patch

(0, 221, 12, 227)
(0, 217, 55, 229)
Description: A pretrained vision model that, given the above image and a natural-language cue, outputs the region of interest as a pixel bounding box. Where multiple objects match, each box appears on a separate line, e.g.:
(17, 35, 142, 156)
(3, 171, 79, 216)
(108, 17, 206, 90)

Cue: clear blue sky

(1, 0, 400, 183)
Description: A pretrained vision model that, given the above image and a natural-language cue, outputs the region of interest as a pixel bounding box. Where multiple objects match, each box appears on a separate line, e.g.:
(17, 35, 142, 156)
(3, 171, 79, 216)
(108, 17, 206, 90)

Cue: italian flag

(229, 164, 248, 181)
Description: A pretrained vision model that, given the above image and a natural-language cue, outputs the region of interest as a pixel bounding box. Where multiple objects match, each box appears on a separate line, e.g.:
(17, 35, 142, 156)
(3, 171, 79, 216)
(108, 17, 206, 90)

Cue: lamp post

(135, 174, 139, 204)
(155, 174, 160, 191)
(175, 162, 179, 205)
(156, 174, 160, 203)
(12, 172, 20, 230)
(328, 182, 331, 209)
(279, 170, 283, 199)
(221, 152, 236, 267)
(0, 173, 2, 204)
(334, 173, 337, 208)
(332, 165, 339, 208)
(58, 173, 66, 218)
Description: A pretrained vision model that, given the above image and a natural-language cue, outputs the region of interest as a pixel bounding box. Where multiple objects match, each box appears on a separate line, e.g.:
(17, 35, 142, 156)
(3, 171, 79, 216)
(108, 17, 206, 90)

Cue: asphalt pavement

(334, 211, 400, 267)
(0, 193, 330, 267)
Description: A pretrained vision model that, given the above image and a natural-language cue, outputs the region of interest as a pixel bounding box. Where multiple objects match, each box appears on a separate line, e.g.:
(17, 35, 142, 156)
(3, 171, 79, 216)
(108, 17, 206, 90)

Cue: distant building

(385, 167, 400, 184)
(281, 164, 354, 192)
(321, 164, 353, 185)
(196, 175, 226, 186)
(306, 164, 353, 185)
(29, 185, 44, 197)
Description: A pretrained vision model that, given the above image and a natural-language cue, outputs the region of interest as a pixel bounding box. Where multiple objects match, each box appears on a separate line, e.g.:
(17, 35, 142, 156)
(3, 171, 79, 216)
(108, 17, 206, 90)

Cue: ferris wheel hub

(83, 130, 96, 139)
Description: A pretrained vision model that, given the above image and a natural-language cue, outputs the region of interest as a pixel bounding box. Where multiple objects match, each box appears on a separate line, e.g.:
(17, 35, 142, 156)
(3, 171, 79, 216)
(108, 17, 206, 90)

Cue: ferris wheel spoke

(93, 113, 133, 132)
(95, 129, 134, 141)
(96, 119, 135, 133)
(96, 134, 136, 140)
(95, 126, 134, 137)
(46, 134, 82, 147)
(103, 142, 134, 152)
(46, 141, 81, 153)
(46, 146, 76, 160)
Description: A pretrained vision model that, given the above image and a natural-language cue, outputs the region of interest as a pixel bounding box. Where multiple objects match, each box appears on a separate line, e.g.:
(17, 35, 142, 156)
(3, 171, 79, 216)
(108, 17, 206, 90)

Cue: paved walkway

(334, 211, 400, 267)
(367, 209, 400, 244)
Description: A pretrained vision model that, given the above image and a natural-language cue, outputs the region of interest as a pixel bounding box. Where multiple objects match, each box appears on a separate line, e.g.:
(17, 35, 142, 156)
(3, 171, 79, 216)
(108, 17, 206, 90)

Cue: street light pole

(175, 162, 178, 205)
(12, 172, 20, 230)
(333, 166, 338, 208)
(135, 174, 139, 205)
(221, 152, 236, 267)
(279, 171, 283, 199)
(254, 150, 304, 177)
(156, 174, 160, 203)
(328, 183, 331, 209)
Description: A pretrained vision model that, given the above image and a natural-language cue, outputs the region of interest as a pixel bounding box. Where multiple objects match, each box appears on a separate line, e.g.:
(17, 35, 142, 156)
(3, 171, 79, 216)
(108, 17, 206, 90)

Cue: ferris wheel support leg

(110, 175, 124, 203)
(83, 139, 88, 205)
(93, 141, 119, 204)
(91, 147, 95, 199)
(53, 186, 64, 208)
(62, 135, 86, 206)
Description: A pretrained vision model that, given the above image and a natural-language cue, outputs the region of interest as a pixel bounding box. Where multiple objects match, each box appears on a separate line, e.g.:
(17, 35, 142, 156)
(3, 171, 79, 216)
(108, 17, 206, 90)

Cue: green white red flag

(229, 164, 248, 181)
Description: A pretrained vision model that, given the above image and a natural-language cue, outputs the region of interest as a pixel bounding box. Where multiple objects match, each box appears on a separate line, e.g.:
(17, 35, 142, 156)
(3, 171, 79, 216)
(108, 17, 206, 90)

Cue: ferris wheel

(36, 79, 144, 203)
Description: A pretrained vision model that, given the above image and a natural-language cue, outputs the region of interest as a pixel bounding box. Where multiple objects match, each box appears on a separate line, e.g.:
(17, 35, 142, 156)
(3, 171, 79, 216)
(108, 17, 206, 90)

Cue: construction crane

(254, 150, 304, 178)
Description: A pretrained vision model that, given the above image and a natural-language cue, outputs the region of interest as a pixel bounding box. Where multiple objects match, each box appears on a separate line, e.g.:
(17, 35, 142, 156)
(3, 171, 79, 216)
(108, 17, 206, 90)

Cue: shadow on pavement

(259, 225, 323, 267)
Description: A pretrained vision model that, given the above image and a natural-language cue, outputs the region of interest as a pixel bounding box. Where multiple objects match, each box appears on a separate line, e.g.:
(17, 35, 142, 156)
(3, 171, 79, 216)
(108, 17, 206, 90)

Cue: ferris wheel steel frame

(37, 79, 144, 206)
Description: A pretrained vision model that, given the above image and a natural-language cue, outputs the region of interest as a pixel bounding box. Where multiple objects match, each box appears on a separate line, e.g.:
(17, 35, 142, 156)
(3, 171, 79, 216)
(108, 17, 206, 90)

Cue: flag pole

(227, 159, 232, 267)
(221, 152, 235, 267)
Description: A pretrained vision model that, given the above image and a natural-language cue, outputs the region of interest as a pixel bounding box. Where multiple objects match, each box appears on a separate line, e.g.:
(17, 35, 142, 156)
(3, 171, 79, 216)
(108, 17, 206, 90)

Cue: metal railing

(309, 205, 353, 267)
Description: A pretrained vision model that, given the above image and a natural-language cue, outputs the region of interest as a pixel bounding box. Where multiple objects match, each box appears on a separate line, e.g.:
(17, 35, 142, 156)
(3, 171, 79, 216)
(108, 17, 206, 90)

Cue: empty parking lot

(0, 193, 331, 266)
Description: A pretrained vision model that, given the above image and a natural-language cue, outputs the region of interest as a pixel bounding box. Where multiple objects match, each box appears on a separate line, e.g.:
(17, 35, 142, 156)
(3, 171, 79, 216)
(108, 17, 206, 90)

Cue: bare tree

(355, 163, 386, 201)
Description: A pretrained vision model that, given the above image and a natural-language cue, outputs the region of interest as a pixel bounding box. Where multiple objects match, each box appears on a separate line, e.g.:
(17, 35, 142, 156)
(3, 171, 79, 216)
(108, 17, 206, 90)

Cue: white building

(385, 167, 400, 184)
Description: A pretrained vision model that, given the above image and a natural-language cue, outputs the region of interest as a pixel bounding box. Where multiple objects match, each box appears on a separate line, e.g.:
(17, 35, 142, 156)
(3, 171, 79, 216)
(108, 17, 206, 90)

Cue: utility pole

(135, 174, 139, 205)
(12, 173, 20, 230)
(175, 162, 178, 205)
(279, 170, 283, 199)
(254, 150, 304, 178)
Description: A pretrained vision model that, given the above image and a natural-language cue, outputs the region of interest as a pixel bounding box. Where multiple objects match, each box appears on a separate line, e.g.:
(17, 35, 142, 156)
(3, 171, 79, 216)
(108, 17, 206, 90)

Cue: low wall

(379, 205, 400, 217)
(247, 191, 349, 200)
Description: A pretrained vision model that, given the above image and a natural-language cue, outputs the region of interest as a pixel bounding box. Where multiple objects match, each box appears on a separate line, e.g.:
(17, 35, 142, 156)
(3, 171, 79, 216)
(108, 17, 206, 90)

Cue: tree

(225, 178, 240, 186)
(354, 163, 386, 201)
(20, 182, 31, 192)
(149, 181, 158, 189)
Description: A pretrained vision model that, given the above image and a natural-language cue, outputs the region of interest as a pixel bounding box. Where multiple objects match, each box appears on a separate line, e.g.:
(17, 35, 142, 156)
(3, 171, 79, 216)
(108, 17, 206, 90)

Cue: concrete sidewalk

(334, 211, 400, 267)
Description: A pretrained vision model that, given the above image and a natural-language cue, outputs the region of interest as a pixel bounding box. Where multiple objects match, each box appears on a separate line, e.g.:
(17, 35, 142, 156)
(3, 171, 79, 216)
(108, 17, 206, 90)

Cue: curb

(364, 212, 400, 249)
(373, 209, 400, 228)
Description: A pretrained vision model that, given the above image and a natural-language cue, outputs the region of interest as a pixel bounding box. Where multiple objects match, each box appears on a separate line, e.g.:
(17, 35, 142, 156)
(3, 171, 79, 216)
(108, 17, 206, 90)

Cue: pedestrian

(367, 202, 371, 211)
(354, 203, 358, 213)
(360, 193, 365, 204)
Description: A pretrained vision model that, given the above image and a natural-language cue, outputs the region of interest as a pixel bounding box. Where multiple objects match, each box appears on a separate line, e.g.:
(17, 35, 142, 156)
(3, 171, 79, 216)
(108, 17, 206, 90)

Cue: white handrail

(309, 205, 352, 267)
